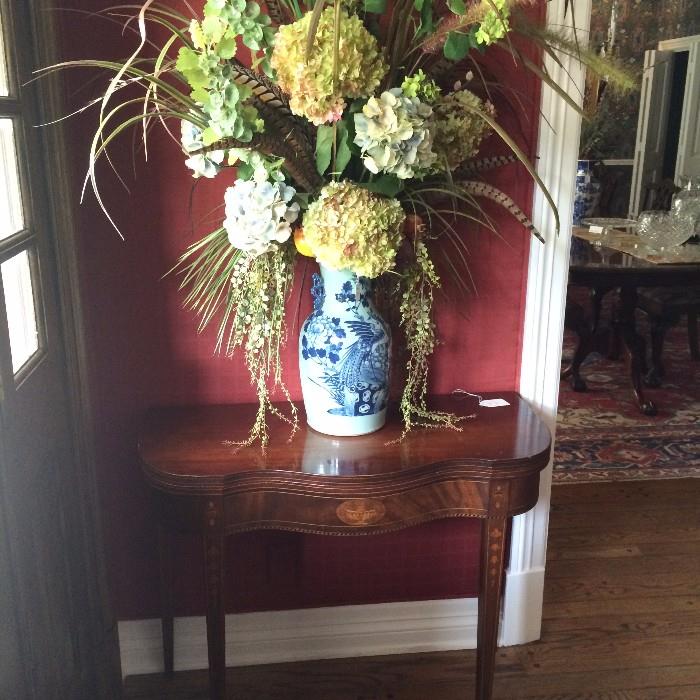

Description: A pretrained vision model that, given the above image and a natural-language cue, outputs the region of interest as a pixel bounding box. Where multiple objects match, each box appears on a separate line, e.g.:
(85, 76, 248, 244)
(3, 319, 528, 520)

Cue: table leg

(562, 300, 591, 392)
(618, 286, 657, 415)
(158, 524, 174, 675)
(204, 533, 226, 700)
(475, 516, 508, 700)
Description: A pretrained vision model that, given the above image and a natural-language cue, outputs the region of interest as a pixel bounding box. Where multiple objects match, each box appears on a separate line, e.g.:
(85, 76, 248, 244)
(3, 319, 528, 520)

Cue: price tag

(588, 225, 604, 234)
(479, 398, 510, 408)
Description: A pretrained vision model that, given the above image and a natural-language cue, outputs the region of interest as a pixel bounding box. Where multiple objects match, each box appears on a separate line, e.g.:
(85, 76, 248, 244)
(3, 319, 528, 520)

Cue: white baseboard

(118, 597, 479, 678)
(119, 561, 548, 678)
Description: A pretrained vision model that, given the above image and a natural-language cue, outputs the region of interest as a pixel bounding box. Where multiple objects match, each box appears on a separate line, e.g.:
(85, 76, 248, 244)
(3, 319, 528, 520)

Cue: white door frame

(501, 0, 591, 646)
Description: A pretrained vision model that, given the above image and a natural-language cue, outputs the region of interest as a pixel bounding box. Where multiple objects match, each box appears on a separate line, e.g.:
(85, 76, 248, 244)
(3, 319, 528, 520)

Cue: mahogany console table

(139, 393, 551, 700)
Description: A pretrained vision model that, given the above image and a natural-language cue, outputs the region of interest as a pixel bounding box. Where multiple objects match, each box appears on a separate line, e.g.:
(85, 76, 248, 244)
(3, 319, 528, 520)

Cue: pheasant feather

(456, 154, 518, 177)
(456, 180, 543, 243)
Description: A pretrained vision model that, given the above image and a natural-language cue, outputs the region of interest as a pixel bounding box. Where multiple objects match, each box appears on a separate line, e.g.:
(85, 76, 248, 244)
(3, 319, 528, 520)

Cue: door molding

(658, 34, 700, 52)
(503, 0, 591, 646)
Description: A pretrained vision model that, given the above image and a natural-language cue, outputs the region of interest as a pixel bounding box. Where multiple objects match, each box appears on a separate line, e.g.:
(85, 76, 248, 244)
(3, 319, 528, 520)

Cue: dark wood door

(0, 2, 120, 697)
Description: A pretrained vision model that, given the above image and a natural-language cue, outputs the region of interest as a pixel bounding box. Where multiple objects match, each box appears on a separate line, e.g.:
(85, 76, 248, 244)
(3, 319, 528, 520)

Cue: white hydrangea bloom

(353, 89, 437, 179)
(181, 121, 225, 179)
(224, 178, 300, 257)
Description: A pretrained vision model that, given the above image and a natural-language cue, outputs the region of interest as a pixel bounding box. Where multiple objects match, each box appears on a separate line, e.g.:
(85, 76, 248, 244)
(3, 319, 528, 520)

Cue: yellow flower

(271, 8, 387, 125)
(302, 182, 405, 278)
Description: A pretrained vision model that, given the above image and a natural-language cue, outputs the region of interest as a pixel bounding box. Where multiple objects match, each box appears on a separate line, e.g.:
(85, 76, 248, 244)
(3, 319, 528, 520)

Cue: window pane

(1, 250, 39, 373)
(0, 119, 24, 239)
(0, 8, 8, 96)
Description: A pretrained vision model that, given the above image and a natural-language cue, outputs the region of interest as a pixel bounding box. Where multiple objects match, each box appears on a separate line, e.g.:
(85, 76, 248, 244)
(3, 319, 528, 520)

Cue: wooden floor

(124, 479, 700, 700)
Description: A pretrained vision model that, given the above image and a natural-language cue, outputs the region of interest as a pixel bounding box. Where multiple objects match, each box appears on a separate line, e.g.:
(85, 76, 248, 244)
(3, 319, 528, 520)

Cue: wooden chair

(637, 286, 700, 386)
(562, 286, 620, 391)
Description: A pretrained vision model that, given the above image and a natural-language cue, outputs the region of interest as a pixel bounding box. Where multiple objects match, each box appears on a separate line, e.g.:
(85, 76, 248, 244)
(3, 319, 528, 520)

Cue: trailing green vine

(397, 240, 464, 438)
(177, 233, 298, 446)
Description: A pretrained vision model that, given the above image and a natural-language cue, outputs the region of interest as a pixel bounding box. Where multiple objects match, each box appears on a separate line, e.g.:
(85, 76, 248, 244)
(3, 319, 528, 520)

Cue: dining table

(565, 226, 700, 415)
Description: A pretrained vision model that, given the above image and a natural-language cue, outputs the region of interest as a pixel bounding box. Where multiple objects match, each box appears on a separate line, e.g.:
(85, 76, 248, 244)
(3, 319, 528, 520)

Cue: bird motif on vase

(326, 320, 387, 412)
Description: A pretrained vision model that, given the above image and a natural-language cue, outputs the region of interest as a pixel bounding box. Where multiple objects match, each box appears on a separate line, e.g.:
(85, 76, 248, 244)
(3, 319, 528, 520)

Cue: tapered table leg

(618, 286, 657, 415)
(475, 516, 508, 700)
(205, 532, 226, 700)
(158, 524, 174, 675)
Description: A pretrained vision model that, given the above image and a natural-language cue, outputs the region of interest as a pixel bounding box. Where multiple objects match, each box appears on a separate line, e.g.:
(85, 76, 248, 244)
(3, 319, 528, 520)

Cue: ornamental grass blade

(306, 0, 326, 60)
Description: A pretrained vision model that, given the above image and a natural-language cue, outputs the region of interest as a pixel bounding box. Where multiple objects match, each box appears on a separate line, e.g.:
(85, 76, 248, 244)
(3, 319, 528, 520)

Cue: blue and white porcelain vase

(299, 265, 391, 436)
(573, 159, 602, 225)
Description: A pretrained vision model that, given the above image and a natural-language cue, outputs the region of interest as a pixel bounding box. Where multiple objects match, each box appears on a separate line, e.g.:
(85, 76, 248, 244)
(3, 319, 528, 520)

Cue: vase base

(306, 408, 387, 437)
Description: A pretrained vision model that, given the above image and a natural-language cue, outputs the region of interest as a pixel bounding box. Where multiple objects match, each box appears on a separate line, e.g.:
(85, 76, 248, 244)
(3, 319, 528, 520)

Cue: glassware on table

(671, 176, 700, 235)
(636, 209, 695, 254)
(581, 217, 638, 231)
(580, 218, 636, 265)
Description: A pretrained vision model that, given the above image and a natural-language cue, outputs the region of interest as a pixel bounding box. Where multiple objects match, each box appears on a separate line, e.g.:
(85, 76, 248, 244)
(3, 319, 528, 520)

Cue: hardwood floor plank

(544, 571, 700, 603)
(514, 685, 700, 700)
(542, 595, 700, 620)
(547, 508, 700, 531)
(548, 526, 700, 549)
(545, 553, 700, 578)
(547, 540, 696, 560)
(550, 480, 700, 511)
(494, 664, 700, 698)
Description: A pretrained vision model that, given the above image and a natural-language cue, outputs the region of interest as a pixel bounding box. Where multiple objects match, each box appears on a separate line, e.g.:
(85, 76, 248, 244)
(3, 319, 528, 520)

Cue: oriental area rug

(553, 307, 700, 484)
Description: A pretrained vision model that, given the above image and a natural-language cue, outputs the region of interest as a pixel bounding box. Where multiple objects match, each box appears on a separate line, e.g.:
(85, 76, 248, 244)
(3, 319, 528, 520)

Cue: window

(0, 2, 45, 380)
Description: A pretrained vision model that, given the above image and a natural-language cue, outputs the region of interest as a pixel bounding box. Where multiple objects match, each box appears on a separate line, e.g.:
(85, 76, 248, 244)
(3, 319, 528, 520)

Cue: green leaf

(201, 126, 220, 146)
(364, 0, 386, 12)
(205, 0, 226, 13)
(315, 124, 334, 175)
(418, 0, 434, 38)
(348, 99, 366, 114)
(217, 37, 237, 59)
(176, 47, 199, 72)
(360, 175, 403, 197)
(447, 0, 466, 14)
(333, 122, 351, 176)
(413, 0, 424, 10)
(444, 31, 470, 61)
(237, 162, 254, 179)
(191, 86, 210, 104)
(202, 15, 223, 41)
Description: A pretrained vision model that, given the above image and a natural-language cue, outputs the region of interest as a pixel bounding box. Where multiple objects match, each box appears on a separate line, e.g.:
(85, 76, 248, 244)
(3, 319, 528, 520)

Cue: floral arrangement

(43, 0, 634, 444)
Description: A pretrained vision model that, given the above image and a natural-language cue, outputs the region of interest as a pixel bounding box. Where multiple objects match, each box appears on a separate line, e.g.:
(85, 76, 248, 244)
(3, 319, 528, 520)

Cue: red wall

(58, 1, 543, 620)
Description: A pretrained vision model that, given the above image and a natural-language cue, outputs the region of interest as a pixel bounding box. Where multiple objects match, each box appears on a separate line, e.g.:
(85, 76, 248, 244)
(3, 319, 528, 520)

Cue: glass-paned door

(0, 2, 120, 698)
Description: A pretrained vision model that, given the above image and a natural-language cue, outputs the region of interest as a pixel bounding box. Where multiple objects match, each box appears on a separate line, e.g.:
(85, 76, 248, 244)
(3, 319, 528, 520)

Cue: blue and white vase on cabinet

(573, 159, 602, 224)
(299, 265, 390, 436)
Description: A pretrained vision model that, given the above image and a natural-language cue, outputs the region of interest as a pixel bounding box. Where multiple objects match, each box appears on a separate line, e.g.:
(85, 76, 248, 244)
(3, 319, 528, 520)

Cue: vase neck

(317, 265, 371, 309)
(319, 265, 356, 289)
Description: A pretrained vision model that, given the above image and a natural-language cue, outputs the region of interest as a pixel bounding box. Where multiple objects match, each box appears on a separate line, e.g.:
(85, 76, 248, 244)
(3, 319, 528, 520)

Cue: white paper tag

(479, 398, 510, 408)
(588, 225, 604, 234)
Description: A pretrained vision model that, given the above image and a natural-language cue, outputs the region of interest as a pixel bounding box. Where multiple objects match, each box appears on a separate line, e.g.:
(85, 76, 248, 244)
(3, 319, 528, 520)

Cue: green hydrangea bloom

(176, 0, 275, 145)
(475, 0, 510, 45)
(354, 89, 437, 179)
(271, 8, 387, 126)
(302, 182, 405, 278)
(431, 89, 493, 170)
(401, 70, 441, 103)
